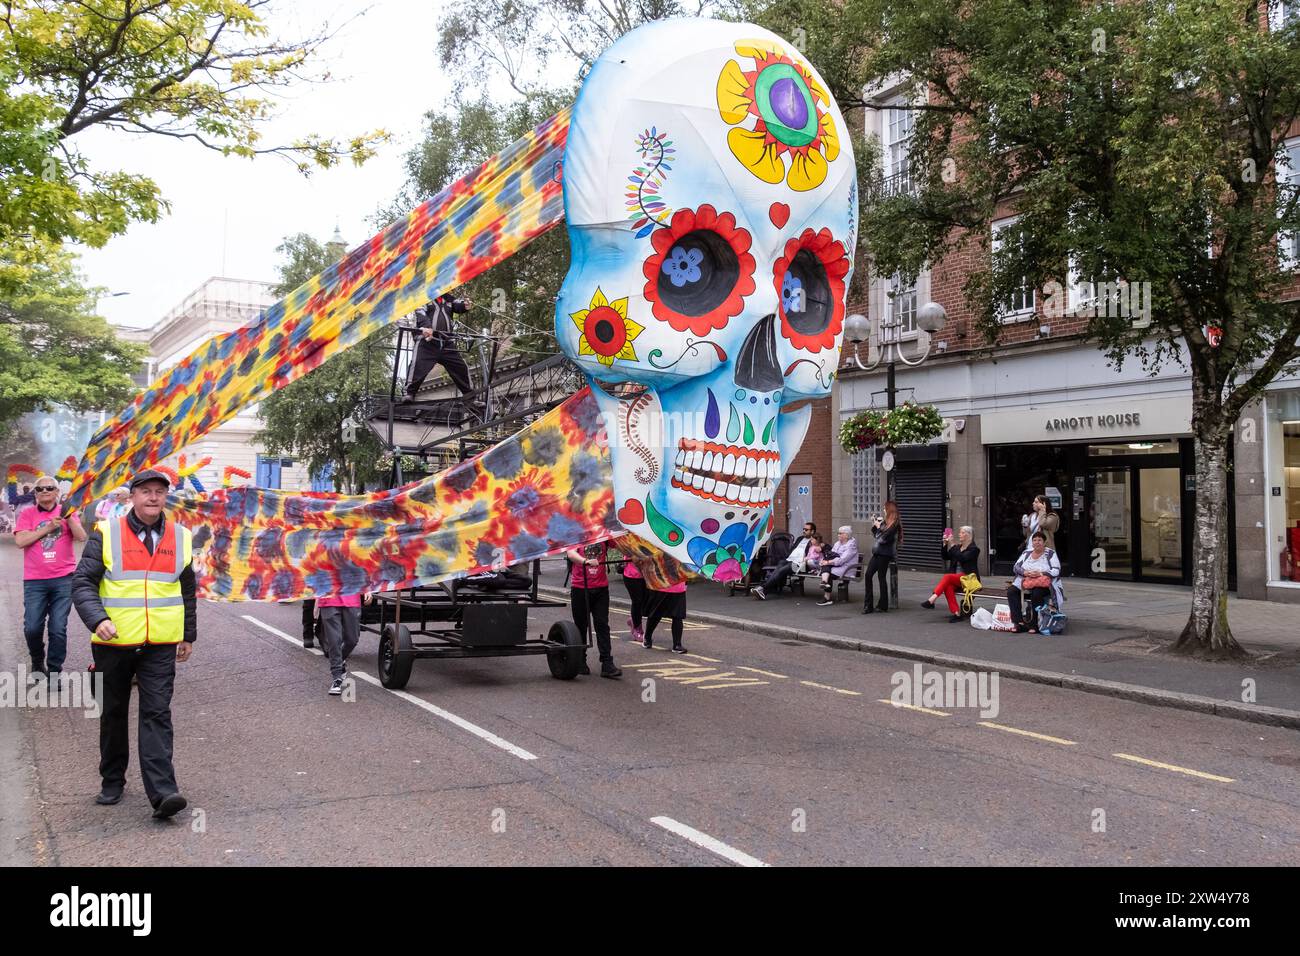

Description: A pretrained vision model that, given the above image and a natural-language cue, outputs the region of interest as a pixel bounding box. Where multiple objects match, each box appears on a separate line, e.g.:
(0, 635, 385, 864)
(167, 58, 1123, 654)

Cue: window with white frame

(883, 99, 915, 196)
(1270, 1, 1299, 30)
(887, 272, 918, 335)
(852, 445, 883, 522)
(1067, 255, 1097, 314)
(991, 216, 1035, 318)
(1279, 137, 1300, 270)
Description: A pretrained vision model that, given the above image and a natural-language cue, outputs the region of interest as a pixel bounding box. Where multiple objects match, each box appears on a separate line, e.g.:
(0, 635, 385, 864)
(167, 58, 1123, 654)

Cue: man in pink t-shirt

(13, 476, 87, 676)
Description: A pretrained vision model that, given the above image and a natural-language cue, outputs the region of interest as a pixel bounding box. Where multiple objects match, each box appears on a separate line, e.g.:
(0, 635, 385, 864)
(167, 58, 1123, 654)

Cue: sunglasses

(35, 485, 58, 492)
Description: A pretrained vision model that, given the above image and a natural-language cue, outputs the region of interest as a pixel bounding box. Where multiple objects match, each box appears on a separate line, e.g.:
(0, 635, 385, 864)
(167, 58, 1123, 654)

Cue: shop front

(980, 396, 1233, 585)
(1264, 386, 1300, 596)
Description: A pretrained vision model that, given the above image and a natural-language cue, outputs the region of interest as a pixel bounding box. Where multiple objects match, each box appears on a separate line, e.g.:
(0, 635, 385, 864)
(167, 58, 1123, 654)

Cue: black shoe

(920, 599, 936, 609)
(817, 598, 834, 606)
(948, 614, 963, 623)
(642, 637, 652, 649)
(303, 638, 315, 649)
(862, 606, 874, 614)
(876, 603, 889, 613)
(670, 645, 688, 655)
(152, 793, 187, 820)
(578, 659, 591, 675)
(601, 661, 623, 678)
(95, 787, 123, 806)
(29, 664, 47, 682)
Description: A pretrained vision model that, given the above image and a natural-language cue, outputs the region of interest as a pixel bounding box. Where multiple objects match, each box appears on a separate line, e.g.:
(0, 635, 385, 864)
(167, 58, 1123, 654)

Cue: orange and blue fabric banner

(64, 108, 571, 515)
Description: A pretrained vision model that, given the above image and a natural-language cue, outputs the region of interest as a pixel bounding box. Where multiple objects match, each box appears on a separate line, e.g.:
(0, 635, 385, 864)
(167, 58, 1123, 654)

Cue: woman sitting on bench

(1008, 531, 1062, 633)
(818, 526, 860, 607)
(920, 526, 980, 622)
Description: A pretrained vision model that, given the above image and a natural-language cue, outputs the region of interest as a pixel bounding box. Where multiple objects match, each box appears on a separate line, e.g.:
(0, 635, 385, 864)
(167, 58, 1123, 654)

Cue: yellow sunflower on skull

(715, 39, 840, 192)
(570, 288, 643, 367)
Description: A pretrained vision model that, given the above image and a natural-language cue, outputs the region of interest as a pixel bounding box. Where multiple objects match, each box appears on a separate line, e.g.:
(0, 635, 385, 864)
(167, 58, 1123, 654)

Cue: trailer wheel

(546, 620, 583, 680)
(378, 623, 415, 690)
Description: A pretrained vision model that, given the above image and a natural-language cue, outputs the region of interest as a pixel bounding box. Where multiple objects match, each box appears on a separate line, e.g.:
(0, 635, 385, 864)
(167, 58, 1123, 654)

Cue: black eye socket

(656, 229, 740, 318)
(781, 248, 832, 335)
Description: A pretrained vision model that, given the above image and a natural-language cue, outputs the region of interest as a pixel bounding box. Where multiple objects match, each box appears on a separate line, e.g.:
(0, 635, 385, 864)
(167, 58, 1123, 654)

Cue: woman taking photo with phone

(863, 501, 902, 614)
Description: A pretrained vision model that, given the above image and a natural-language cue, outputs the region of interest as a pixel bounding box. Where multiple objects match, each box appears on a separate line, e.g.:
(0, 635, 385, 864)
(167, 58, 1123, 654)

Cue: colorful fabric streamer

(65, 108, 572, 515)
(170, 388, 622, 601)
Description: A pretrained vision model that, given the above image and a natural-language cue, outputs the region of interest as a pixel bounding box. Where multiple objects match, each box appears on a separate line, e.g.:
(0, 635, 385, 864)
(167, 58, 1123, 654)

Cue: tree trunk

(1173, 428, 1246, 659)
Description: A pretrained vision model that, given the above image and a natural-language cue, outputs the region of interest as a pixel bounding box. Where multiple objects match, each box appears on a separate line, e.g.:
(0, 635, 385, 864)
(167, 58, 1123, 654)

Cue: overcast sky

(75, 0, 456, 329)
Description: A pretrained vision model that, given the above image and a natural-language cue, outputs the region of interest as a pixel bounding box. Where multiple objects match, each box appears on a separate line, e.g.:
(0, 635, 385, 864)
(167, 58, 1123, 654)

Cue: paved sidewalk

(537, 560, 1300, 723)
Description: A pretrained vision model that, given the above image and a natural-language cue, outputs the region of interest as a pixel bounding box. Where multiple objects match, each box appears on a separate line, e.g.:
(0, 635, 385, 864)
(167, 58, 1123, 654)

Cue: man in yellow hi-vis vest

(72, 469, 196, 819)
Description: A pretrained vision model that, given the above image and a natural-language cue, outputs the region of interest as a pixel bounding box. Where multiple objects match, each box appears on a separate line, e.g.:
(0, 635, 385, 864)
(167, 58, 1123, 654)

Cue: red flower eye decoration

(642, 204, 756, 337)
(774, 227, 850, 352)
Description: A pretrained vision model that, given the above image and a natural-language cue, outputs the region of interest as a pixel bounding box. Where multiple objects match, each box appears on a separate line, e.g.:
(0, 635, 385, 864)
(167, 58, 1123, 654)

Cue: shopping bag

(991, 603, 1016, 631)
(969, 607, 994, 630)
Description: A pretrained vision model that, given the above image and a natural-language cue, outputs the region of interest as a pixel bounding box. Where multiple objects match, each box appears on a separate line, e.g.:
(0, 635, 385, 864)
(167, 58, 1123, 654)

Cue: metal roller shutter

(893, 461, 946, 571)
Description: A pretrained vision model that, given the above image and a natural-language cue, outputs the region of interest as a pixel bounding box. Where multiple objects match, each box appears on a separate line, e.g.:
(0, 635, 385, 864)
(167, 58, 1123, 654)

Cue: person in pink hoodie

(318, 589, 371, 695)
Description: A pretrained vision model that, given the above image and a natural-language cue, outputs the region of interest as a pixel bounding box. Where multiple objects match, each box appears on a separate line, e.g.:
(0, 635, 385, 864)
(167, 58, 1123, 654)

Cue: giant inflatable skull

(556, 18, 857, 581)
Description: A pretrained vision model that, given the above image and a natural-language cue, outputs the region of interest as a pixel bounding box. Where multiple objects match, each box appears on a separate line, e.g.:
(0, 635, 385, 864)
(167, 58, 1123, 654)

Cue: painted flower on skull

(773, 227, 851, 353)
(715, 39, 840, 191)
(687, 520, 758, 583)
(570, 287, 643, 367)
(641, 204, 756, 337)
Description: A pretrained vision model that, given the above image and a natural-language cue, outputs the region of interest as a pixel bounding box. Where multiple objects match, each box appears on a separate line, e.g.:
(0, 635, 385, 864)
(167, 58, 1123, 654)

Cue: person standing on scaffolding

(405, 293, 474, 401)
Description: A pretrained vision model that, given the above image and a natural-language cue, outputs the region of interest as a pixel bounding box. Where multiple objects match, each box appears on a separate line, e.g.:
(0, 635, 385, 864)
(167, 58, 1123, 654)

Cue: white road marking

(1112, 752, 1234, 783)
(241, 613, 537, 762)
(242, 615, 324, 656)
(352, 672, 538, 761)
(649, 816, 768, 867)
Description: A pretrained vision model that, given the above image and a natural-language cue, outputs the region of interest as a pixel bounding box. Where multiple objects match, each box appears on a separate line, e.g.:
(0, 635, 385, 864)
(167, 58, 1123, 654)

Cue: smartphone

(944, 527, 953, 538)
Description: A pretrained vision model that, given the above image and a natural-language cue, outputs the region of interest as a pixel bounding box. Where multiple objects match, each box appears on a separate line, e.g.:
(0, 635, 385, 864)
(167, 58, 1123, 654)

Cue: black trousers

(1007, 585, 1052, 627)
(623, 576, 648, 629)
(92, 643, 180, 804)
(762, 561, 795, 591)
(302, 599, 320, 642)
(571, 586, 613, 662)
(862, 554, 891, 610)
(408, 338, 473, 397)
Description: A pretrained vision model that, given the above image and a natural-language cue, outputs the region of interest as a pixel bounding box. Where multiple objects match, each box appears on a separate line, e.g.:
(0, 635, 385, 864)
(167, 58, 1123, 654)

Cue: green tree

(0, 244, 146, 437)
(772, 0, 1300, 657)
(0, 0, 388, 284)
(255, 233, 389, 493)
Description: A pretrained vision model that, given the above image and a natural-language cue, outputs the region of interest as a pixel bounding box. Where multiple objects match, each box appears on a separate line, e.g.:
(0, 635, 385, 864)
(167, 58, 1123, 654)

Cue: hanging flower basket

(377, 453, 420, 474)
(840, 402, 945, 454)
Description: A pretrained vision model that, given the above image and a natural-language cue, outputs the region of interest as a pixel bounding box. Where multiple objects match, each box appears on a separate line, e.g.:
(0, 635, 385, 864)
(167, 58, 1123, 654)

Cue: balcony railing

(863, 168, 917, 204)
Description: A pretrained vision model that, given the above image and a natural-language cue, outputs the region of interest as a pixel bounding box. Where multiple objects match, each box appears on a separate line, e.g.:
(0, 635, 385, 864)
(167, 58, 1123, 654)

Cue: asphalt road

(7, 594, 1299, 866)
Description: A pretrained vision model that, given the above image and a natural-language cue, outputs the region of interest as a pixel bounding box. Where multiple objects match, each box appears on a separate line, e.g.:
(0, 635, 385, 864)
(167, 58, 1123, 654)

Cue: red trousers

(931, 573, 966, 613)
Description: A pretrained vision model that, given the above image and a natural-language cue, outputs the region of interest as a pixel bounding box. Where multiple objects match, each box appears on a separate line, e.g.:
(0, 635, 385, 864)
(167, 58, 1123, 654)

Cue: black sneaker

(152, 793, 187, 820)
(670, 645, 688, 655)
(920, 600, 936, 609)
(601, 661, 623, 678)
(328, 678, 344, 696)
(95, 787, 123, 806)
(948, 613, 963, 623)
(817, 598, 834, 607)
(303, 638, 315, 649)
(29, 665, 47, 682)
(642, 637, 652, 649)
(751, 586, 766, 600)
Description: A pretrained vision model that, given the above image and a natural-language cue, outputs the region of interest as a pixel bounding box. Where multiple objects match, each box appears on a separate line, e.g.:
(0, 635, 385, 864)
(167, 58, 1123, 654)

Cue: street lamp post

(843, 301, 947, 607)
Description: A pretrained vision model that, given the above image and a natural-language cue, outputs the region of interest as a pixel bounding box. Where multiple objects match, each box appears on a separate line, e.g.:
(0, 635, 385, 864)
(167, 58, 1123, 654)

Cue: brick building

(810, 38, 1300, 603)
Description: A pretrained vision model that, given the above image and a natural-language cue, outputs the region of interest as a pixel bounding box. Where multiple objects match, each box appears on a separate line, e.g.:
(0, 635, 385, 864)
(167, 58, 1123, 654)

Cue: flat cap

(128, 468, 171, 492)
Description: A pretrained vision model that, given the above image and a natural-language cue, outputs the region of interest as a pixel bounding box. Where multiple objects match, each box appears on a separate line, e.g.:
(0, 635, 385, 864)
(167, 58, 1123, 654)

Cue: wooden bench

(790, 555, 868, 603)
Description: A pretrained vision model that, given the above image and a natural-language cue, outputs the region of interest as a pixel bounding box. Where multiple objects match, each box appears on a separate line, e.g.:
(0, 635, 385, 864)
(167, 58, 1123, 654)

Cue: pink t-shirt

(652, 580, 687, 594)
(622, 560, 643, 580)
(17, 506, 77, 580)
(570, 543, 609, 589)
(317, 593, 362, 608)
